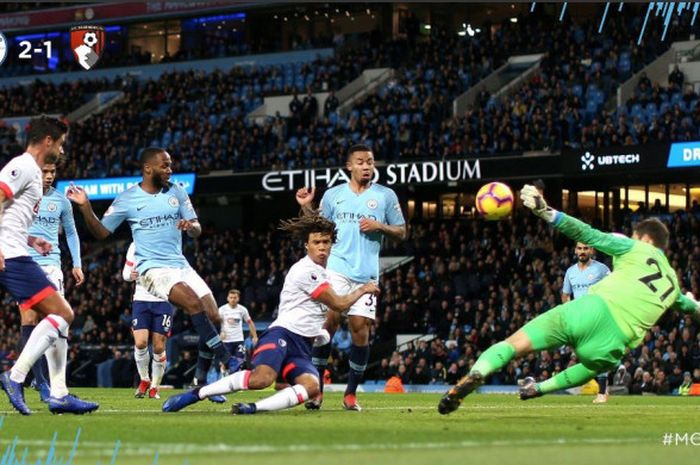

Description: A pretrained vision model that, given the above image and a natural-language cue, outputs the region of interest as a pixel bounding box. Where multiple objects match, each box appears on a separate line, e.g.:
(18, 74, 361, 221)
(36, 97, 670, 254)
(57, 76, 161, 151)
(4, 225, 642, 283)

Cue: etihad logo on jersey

(138, 213, 180, 228)
(580, 151, 640, 171)
(334, 212, 378, 223)
(35, 216, 60, 225)
(261, 160, 481, 192)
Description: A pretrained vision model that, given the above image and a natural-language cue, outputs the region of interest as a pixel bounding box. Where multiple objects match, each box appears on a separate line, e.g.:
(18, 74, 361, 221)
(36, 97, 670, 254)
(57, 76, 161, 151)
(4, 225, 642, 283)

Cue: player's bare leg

(343, 315, 371, 411)
(439, 330, 533, 415)
(168, 283, 234, 372)
(133, 329, 151, 398)
(306, 310, 341, 410)
(201, 294, 221, 326)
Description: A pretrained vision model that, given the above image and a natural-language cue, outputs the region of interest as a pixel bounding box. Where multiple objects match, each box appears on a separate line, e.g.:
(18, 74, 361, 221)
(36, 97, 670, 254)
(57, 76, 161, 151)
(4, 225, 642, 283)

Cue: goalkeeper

(438, 184, 700, 414)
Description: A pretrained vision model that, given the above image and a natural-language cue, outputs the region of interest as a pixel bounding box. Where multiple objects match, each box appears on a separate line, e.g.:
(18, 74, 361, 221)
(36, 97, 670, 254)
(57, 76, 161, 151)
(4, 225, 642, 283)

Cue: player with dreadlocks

(164, 214, 380, 415)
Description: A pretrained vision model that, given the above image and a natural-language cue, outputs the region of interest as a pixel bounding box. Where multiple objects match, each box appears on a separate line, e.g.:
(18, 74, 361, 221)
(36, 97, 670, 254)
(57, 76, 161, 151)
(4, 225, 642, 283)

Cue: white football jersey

(270, 255, 331, 338)
(218, 303, 250, 342)
(122, 243, 165, 302)
(0, 153, 42, 259)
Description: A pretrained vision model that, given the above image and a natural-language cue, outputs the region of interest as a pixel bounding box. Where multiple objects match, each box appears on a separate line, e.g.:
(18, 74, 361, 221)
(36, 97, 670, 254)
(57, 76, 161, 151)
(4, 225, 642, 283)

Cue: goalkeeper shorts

(521, 294, 628, 372)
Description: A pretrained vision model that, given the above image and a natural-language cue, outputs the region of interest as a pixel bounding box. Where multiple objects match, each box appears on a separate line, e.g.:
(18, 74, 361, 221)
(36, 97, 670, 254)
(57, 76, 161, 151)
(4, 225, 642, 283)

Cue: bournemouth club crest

(70, 25, 105, 70)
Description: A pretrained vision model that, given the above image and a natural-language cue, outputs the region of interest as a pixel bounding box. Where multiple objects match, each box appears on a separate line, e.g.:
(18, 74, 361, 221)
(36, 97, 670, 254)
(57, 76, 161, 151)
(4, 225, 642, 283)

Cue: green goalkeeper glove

(520, 184, 558, 223)
(685, 292, 700, 322)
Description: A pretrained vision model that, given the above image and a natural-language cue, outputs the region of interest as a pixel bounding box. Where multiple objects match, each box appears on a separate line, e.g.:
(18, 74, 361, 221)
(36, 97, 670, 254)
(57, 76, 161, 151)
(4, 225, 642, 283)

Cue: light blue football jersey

(28, 187, 81, 268)
(320, 183, 404, 282)
(100, 182, 197, 273)
(563, 259, 610, 299)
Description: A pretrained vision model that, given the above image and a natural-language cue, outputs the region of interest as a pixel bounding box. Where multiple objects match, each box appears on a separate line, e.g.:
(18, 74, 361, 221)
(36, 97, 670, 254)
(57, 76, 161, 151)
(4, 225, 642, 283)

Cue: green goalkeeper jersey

(552, 213, 697, 348)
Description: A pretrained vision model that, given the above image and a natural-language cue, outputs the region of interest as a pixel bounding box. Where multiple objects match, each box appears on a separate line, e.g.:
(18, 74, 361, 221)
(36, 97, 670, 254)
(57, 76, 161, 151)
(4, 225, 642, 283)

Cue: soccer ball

(83, 32, 98, 47)
(475, 182, 514, 220)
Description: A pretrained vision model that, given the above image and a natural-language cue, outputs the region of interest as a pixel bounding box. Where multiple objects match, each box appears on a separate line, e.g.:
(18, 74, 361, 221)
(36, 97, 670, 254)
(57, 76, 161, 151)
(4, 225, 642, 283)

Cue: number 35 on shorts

(347, 292, 377, 319)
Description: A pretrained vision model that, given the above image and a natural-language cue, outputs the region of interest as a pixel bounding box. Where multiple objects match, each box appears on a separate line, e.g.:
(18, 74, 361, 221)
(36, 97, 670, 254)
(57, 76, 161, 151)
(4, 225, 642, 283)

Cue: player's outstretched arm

(61, 197, 84, 285)
(0, 181, 10, 270)
(66, 185, 112, 240)
(295, 187, 317, 215)
(314, 281, 380, 313)
(520, 184, 634, 257)
(672, 292, 700, 321)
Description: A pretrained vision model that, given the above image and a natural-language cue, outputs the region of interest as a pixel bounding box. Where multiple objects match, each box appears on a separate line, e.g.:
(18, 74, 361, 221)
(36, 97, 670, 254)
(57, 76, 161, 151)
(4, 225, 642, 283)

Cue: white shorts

(328, 269, 376, 320)
(41, 265, 64, 296)
(138, 267, 212, 301)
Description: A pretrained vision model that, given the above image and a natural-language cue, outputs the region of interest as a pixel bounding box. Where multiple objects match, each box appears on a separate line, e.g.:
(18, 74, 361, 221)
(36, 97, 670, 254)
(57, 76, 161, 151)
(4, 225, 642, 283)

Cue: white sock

(45, 337, 69, 398)
(151, 352, 166, 388)
(199, 369, 250, 399)
(11, 316, 68, 383)
(255, 385, 309, 412)
(134, 346, 150, 381)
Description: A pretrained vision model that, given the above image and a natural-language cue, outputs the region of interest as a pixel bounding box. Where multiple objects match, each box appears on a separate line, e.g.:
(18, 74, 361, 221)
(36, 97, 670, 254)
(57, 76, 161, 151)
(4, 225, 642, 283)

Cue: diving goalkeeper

(438, 184, 700, 414)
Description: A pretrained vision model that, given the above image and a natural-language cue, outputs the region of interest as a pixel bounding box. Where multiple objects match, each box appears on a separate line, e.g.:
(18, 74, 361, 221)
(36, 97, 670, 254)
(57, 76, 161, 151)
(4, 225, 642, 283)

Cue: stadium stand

(2, 11, 696, 175)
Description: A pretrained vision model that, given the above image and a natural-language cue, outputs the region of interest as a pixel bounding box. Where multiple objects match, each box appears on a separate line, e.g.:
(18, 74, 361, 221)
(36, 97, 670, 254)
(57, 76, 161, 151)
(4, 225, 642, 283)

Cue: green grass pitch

(1, 388, 699, 465)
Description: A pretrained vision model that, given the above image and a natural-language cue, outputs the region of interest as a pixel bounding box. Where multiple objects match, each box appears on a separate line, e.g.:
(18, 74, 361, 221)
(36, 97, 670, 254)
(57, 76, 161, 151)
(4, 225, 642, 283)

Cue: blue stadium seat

(387, 114, 398, 128)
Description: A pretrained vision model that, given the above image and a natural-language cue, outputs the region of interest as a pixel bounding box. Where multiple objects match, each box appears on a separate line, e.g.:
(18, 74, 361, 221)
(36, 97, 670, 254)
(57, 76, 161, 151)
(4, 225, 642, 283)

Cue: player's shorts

(132, 300, 175, 336)
(251, 327, 319, 383)
(0, 256, 57, 310)
(224, 341, 246, 358)
(521, 294, 628, 372)
(328, 269, 377, 320)
(138, 267, 212, 301)
(40, 265, 64, 296)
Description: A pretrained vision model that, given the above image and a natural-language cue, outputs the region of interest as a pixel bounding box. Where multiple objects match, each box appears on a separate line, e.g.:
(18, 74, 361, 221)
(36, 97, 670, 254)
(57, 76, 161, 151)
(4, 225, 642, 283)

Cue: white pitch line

(1, 402, 694, 416)
(0, 436, 653, 457)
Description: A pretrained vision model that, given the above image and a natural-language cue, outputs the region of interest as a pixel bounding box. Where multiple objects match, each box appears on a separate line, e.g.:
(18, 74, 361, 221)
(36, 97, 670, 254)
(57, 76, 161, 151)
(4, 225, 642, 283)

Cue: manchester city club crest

(47, 202, 57, 212)
(0, 32, 7, 67)
(70, 25, 105, 70)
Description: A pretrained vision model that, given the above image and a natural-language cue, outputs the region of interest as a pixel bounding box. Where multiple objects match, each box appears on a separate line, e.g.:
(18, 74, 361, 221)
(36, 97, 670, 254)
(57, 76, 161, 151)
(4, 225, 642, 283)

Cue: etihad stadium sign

(197, 153, 560, 195)
(261, 159, 482, 192)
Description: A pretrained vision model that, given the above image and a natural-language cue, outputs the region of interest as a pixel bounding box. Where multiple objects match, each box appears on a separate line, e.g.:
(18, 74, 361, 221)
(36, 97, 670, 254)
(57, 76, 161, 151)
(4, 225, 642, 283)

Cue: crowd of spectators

(439, 14, 695, 157)
(576, 66, 700, 149)
(1, 10, 697, 175)
(0, 78, 118, 118)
